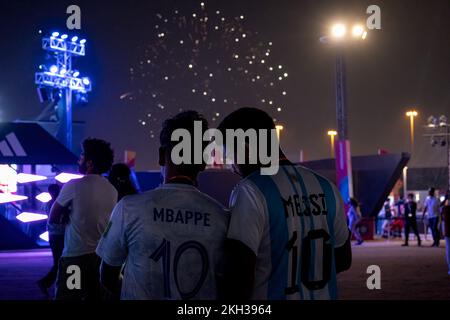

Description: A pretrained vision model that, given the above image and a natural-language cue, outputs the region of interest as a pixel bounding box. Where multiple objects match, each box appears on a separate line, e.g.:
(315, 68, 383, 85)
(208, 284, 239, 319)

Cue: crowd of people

(374, 189, 449, 250)
(359, 189, 449, 275)
(36, 107, 353, 300)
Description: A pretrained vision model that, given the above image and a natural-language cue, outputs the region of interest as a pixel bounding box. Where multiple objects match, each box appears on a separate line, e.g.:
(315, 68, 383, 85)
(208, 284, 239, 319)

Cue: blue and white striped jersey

(227, 165, 349, 300)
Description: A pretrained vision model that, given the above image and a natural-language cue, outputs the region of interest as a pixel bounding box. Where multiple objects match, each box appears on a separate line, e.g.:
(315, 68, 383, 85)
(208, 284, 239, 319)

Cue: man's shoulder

(232, 176, 265, 200)
(294, 165, 333, 184)
(191, 189, 230, 215)
(120, 187, 227, 207)
(121, 190, 155, 206)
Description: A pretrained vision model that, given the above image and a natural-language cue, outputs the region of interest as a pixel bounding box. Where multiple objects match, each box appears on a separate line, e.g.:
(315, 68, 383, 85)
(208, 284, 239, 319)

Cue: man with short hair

(218, 107, 351, 300)
(96, 111, 229, 300)
(50, 138, 117, 300)
(402, 193, 421, 247)
(423, 187, 441, 247)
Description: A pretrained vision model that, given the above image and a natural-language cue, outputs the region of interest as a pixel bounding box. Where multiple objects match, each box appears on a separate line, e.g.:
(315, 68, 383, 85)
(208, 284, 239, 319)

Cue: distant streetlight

(275, 125, 284, 141)
(327, 130, 337, 157)
(406, 110, 418, 153)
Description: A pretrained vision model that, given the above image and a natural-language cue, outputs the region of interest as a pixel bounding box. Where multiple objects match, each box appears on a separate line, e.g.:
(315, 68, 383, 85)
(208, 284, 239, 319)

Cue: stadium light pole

(327, 130, 337, 158)
(35, 32, 91, 151)
(319, 22, 367, 202)
(406, 110, 418, 154)
(425, 115, 450, 190)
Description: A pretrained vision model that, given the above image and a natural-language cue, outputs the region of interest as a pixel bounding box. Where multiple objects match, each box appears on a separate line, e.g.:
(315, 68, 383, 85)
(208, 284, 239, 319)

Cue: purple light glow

(0, 193, 28, 204)
(35, 192, 52, 203)
(16, 173, 47, 184)
(55, 173, 83, 184)
(39, 231, 49, 242)
(16, 212, 48, 223)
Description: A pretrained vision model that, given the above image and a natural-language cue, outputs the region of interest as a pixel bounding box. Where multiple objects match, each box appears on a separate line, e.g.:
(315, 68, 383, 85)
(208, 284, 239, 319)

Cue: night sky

(1, 0, 450, 170)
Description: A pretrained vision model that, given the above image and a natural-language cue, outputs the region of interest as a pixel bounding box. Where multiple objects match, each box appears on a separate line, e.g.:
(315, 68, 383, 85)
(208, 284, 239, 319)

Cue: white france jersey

(96, 183, 229, 300)
(227, 165, 349, 300)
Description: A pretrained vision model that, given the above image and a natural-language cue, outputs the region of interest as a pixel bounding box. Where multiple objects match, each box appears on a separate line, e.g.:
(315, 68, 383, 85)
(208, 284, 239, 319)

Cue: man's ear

(159, 147, 166, 166)
(86, 159, 94, 171)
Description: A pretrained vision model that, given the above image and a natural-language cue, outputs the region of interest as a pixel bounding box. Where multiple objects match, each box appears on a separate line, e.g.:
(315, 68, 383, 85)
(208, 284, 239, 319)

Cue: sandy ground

(338, 238, 450, 300)
(0, 238, 449, 300)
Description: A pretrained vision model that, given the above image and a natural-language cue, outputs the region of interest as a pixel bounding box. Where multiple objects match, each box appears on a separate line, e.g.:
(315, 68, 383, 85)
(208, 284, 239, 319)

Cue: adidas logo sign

(0, 133, 27, 157)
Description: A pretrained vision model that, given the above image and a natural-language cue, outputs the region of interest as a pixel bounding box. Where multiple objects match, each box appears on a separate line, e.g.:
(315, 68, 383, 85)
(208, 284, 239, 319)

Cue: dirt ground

(0, 238, 449, 300)
(338, 238, 450, 300)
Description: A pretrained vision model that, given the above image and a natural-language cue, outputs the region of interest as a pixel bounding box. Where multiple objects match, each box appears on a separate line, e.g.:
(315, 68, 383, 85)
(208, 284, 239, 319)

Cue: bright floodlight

(427, 116, 438, 127)
(49, 65, 58, 74)
(331, 23, 346, 38)
(82, 77, 90, 85)
(16, 173, 47, 183)
(352, 25, 365, 38)
(328, 130, 338, 136)
(0, 193, 28, 204)
(80, 39, 87, 44)
(362, 31, 368, 40)
(16, 212, 48, 223)
(36, 192, 52, 203)
(55, 172, 83, 183)
(406, 110, 418, 117)
(51, 32, 59, 38)
(39, 231, 49, 242)
(72, 70, 80, 77)
(60, 68, 67, 75)
(61, 34, 68, 39)
(71, 36, 78, 42)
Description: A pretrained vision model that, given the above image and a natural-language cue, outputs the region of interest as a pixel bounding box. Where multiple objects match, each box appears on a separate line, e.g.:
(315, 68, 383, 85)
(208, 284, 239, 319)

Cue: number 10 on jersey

(150, 239, 209, 299)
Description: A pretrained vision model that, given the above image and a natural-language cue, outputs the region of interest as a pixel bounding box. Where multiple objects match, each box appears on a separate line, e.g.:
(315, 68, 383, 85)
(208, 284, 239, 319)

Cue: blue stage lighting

(35, 31, 92, 151)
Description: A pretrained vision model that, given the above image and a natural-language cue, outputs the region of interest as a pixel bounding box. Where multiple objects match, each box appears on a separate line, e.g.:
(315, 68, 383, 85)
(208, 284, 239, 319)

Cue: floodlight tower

(425, 115, 450, 190)
(320, 23, 367, 203)
(35, 32, 91, 151)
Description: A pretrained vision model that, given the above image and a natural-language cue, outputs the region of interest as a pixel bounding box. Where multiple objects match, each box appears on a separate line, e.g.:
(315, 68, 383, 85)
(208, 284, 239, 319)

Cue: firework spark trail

(125, 1, 289, 138)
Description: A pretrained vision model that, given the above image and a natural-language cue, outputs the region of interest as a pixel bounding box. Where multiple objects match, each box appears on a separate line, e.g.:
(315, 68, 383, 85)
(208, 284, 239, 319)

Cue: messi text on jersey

(282, 193, 328, 217)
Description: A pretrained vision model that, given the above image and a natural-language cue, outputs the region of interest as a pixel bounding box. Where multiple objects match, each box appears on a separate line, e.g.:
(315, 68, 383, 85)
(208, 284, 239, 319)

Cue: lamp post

(320, 22, 367, 202)
(275, 124, 284, 142)
(406, 110, 418, 153)
(327, 130, 337, 158)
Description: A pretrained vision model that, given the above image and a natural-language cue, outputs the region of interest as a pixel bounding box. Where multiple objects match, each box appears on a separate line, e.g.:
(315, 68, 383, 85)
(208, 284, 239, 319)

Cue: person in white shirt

(96, 111, 229, 300)
(217, 107, 351, 300)
(348, 198, 363, 245)
(422, 187, 441, 247)
(49, 138, 117, 300)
